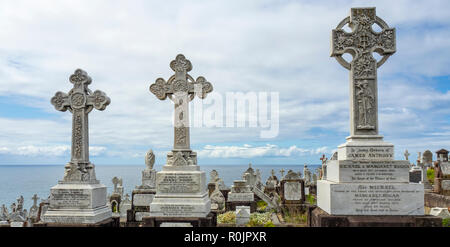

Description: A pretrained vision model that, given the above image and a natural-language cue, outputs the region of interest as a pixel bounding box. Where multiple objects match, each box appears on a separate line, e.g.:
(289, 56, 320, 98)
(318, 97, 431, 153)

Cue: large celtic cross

(149, 54, 213, 152)
(331, 7, 396, 137)
(51, 69, 110, 181)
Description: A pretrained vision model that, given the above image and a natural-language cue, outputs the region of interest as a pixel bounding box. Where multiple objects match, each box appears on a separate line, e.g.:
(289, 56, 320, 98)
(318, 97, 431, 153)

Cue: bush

(282, 208, 307, 224)
(257, 200, 268, 212)
(307, 194, 316, 205)
(247, 212, 273, 227)
(427, 168, 435, 184)
(443, 218, 450, 227)
(217, 211, 236, 224)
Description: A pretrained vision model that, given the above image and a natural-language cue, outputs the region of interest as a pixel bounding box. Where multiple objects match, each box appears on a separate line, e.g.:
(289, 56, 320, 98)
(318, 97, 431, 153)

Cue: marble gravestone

(317, 8, 424, 216)
(41, 69, 112, 225)
(147, 55, 214, 224)
(131, 149, 157, 222)
(235, 206, 251, 226)
(280, 170, 305, 213)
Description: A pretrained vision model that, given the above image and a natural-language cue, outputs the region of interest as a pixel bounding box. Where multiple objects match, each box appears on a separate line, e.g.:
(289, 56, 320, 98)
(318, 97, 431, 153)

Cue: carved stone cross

(112, 177, 120, 193)
(149, 54, 213, 166)
(51, 69, 110, 182)
(31, 194, 39, 207)
(331, 7, 396, 137)
(320, 154, 327, 164)
(404, 150, 410, 161)
(279, 169, 285, 178)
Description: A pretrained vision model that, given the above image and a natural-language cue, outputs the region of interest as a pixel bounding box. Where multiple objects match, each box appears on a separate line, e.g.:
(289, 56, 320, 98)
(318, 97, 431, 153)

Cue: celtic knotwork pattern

(170, 54, 192, 73)
(73, 113, 83, 159)
(195, 76, 213, 99)
(51, 91, 69, 111)
(69, 69, 91, 88)
(90, 90, 110, 110)
(150, 78, 169, 100)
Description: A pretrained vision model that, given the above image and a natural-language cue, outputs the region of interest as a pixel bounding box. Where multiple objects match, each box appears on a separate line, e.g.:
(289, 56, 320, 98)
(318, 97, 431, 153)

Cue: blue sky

(0, 0, 449, 166)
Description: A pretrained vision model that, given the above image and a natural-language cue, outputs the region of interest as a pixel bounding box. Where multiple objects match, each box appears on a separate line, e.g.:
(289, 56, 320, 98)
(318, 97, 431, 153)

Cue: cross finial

(331, 8, 396, 137)
(51, 69, 110, 182)
(149, 54, 213, 163)
(404, 150, 410, 161)
(271, 169, 275, 177)
(320, 154, 328, 164)
(112, 177, 119, 192)
(31, 194, 39, 207)
(280, 168, 285, 178)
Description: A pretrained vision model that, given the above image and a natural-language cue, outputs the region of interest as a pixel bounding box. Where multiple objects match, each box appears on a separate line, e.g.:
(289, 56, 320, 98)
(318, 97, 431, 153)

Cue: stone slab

(133, 193, 155, 207)
(327, 160, 410, 183)
(149, 195, 211, 218)
(227, 192, 254, 202)
(317, 180, 424, 215)
(424, 192, 450, 208)
(442, 180, 450, 190)
(135, 212, 150, 221)
(156, 171, 206, 195)
(10, 222, 24, 227)
(160, 222, 193, 227)
(338, 140, 394, 161)
(48, 183, 107, 209)
(284, 181, 302, 201)
(42, 205, 112, 224)
(310, 207, 442, 227)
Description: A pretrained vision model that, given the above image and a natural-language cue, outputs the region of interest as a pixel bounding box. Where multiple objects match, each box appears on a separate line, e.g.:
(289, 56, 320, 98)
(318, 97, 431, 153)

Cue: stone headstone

(209, 184, 225, 212)
(409, 168, 422, 183)
(429, 207, 450, 219)
(28, 194, 39, 221)
(317, 7, 424, 216)
(131, 149, 157, 222)
(0, 204, 8, 222)
(280, 170, 304, 203)
(228, 180, 254, 202)
(235, 206, 251, 226)
(42, 69, 112, 225)
(423, 150, 433, 166)
(148, 55, 213, 221)
(120, 194, 131, 219)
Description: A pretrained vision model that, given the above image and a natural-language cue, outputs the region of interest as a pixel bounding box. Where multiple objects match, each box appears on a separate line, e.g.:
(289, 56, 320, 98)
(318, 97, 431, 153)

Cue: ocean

(0, 164, 320, 210)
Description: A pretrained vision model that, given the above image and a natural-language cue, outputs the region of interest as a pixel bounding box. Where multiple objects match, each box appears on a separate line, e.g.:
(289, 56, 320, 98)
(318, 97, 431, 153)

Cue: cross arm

(87, 90, 111, 111)
(51, 91, 71, 112)
(193, 76, 213, 99)
(150, 77, 171, 100)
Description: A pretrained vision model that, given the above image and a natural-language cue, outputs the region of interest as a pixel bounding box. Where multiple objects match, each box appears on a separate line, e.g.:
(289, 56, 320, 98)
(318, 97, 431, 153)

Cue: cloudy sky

(0, 0, 449, 166)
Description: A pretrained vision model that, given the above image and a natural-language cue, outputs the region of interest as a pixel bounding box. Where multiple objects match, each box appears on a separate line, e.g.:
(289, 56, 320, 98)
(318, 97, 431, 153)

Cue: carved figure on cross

(51, 69, 110, 182)
(331, 7, 396, 137)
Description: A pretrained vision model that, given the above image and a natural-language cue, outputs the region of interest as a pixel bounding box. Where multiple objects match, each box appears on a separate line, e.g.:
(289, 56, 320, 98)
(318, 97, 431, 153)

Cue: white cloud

(0, 145, 106, 157)
(197, 144, 329, 158)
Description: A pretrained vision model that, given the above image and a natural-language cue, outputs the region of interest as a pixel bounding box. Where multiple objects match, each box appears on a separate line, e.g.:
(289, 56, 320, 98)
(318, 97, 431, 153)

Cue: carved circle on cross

(333, 15, 392, 70)
(70, 93, 86, 109)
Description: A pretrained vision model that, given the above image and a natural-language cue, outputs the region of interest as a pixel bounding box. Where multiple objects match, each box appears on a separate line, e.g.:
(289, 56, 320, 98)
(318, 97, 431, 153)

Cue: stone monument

(227, 180, 256, 212)
(235, 206, 251, 226)
(40, 69, 112, 226)
(129, 149, 157, 223)
(313, 8, 439, 227)
(144, 54, 215, 227)
(280, 170, 305, 214)
(209, 183, 226, 214)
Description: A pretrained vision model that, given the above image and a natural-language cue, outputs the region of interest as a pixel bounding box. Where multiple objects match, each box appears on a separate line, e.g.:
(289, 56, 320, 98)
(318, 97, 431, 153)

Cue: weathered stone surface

(160, 222, 193, 227)
(227, 192, 254, 202)
(133, 193, 154, 207)
(317, 180, 424, 215)
(327, 160, 410, 183)
(156, 171, 205, 194)
(236, 206, 250, 226)
(284, 182, 302, 201)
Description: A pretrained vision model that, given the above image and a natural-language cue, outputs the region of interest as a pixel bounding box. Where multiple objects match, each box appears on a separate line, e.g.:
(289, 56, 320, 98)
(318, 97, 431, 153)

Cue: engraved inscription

(51, 189, 90, 208)
(160, 205, 195, 216)
(157, 174, 200, 193)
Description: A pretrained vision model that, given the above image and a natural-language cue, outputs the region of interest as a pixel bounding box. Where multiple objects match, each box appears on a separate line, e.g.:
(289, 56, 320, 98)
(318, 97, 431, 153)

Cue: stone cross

(404, 150, 410, 161)
(31, 194, 39, 208)
(320, 154, 327, 164)
(279, 169, 285, 178)
(112, 177, 120, 193)
(271, 169, 276, 177)
(331, 8, 396, 137)
(149, 54, 213, 152)
(51, 69, 110, 181)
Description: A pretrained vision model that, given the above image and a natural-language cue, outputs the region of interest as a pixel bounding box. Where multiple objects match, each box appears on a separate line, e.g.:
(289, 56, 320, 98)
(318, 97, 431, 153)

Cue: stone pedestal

(280, 173, 305, 214)
(149, 165, 211, 218)
(310, 207, 441, 227)
(41, 181, 112, 224)
(226, 180, 256, 213)
(318, 136, 425, 216)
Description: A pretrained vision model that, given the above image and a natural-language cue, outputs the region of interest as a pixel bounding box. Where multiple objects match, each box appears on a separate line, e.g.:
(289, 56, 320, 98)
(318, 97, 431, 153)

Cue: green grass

(256, 200, 268, 212)
(282, 208, 307, 224)
(443, 218, 450, 227)
(427, 168, 435, 184)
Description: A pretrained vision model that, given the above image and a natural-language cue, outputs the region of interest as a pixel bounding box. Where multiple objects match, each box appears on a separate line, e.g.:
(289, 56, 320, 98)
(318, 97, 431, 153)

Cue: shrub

(443, 218, 450, 227)
(427, 168, 435, 184)
(247, 212, 272, 227)
(307, 194, 316, 205)
(257, 200, 268, 212)
(217, 211, 236, 224)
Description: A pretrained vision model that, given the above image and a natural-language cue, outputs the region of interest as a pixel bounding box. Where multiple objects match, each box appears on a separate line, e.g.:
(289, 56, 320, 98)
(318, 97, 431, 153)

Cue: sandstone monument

(40, 69, 112, 226)
(144, 54, 215, 227)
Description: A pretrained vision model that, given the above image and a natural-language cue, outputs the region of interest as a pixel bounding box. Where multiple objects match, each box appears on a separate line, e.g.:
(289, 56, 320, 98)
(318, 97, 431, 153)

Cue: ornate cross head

(51, 69, 110, 113)
(331, 7, 396, 71)
(149, 54, 213, 101)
